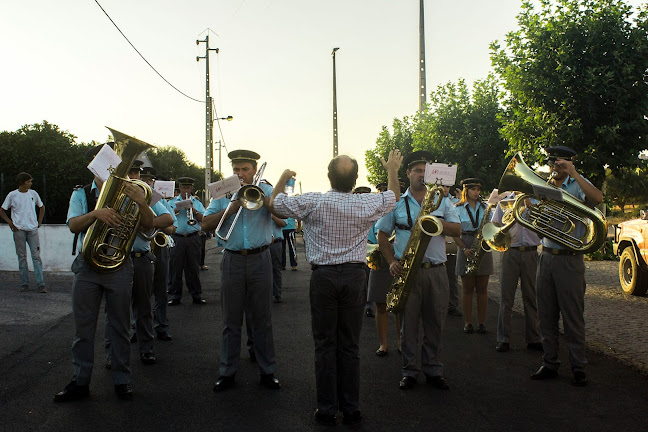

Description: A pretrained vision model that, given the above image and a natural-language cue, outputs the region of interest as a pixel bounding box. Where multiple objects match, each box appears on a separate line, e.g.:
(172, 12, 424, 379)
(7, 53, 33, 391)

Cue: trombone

(215, 162, 267, 241)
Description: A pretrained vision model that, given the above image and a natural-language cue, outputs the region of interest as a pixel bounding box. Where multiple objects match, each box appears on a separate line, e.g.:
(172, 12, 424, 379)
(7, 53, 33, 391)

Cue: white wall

(0, 225, 76, 272)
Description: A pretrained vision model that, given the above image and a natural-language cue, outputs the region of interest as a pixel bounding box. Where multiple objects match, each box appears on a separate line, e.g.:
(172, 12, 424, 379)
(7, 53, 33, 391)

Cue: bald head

(328, 155, 358, 192)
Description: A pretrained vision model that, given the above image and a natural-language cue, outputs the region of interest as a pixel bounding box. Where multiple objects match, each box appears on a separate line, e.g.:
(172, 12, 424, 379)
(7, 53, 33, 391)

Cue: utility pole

(419, 0, 427, 112)
(197, 36, 219, 201)
(332, 47, 340, 158)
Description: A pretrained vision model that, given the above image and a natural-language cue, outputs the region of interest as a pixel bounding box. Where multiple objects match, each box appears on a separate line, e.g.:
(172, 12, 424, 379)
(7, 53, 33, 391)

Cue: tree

(365, 117, 415, 186)
(147, 146, 212, 197)
(605, 166, 648, 211)
(490, 0, 648, 186)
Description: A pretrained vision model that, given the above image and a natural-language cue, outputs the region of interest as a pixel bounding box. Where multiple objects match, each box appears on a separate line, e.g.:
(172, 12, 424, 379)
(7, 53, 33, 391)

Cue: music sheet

(87, 144, 122, 183)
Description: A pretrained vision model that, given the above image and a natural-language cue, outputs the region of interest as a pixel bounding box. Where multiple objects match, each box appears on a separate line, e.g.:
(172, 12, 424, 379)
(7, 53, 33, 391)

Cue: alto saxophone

(386, 183, 444, 313)
(464, 203, 493, 276)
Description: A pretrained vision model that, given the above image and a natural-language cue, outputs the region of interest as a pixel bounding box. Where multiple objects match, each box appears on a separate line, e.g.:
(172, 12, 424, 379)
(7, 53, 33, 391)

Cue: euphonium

(386, 183, 444, 313)
(139, 228, 169, 256)
(464, 202, 494, 276)
(495, 152, 606, 254)
(482, 198, 515, 252)
(81, 128, 154, 272)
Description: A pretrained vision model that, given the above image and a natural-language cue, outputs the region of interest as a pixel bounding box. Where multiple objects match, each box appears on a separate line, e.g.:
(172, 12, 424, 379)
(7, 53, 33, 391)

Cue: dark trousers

(169, 235, 202, 301)
(446, 254, 459, 310)
(200, 233, 207, 266)
(281, 229, 297, 268)
(131, 254, 155, 355)
(153, 246, 170, 334)
(310, 266, 365, 416)
(270, 241, 283, 298)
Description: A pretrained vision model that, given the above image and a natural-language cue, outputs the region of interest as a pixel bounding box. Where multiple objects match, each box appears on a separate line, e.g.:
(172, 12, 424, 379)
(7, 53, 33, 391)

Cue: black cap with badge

(141, 166, 157, 179)
(229, 149, 261, 165)
(129, 160, 144, 173)
(460, 178, 484, 189)
(546, 146, 577, 160)
(177, 177, 196, 186)
(403, 150, 433, 168)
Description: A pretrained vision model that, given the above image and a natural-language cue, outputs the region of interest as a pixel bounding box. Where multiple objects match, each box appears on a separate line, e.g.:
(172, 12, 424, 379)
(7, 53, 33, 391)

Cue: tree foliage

(365, 117, 414, 187)
(490, 0, 648, 186)
(0, 122, 207, 223)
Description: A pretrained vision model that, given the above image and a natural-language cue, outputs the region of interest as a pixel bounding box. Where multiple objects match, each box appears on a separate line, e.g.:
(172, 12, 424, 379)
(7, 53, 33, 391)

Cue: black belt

(421, 262, 445, 269)
(542, 247, 581, 256)
(227, 245, 269, 256)
(273, 239, 283, 244)
(131, 251, 148, 258)
(510, 246, 538, 252)
(462, 231, 476, 236)
(311, 262, 365, 271)
(174, 231, 199, 238)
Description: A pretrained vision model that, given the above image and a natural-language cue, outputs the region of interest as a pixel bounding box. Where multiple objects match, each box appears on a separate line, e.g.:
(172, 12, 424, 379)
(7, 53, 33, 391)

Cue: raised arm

(380, 149, 403, 202)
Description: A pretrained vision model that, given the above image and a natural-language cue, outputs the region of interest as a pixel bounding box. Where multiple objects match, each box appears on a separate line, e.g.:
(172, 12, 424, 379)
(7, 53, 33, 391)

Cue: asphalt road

(1, 238, 648, 432)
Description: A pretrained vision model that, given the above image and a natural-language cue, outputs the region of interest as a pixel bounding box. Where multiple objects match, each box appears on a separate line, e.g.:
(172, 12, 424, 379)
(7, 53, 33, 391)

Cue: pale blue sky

(1, 1, 644, 192)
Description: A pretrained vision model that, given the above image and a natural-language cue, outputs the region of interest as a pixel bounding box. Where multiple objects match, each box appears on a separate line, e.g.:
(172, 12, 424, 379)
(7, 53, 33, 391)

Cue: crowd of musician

(47, 136, 602, 426)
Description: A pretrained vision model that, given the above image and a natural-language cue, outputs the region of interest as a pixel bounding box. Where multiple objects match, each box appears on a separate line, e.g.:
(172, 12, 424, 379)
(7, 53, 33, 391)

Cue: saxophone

(464, 202, 493, 276)
(386, 183, 444, 313)
(81, 127, 154, 272)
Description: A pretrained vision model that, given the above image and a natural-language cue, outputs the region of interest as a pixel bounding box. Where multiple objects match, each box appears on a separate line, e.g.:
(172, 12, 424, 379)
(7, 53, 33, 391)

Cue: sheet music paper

(208, 175, 242, 200)
(532, 185, 564, 201)
(175, 198, 193, 210)
(87, 144, 122, 182)
(149, 190, 162, 207)
(425, 163, 458, 186)
(153, 180, 175, 199)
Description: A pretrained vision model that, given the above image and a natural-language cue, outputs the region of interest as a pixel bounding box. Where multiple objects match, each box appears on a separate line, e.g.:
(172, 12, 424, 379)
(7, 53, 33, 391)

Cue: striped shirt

(273, 190, 396, 265)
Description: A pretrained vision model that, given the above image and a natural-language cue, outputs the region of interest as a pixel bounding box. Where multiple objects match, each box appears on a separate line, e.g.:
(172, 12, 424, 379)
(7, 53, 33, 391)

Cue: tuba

(491, 152, 606, 254)
(81, 128, 154, 272)
(386, 183, 444, 313)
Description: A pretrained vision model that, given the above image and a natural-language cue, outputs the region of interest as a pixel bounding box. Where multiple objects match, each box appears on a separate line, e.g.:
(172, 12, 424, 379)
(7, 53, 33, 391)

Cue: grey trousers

(153, 246, 170, 334)
(219, 249, 276, 377)
(70, 255, 133, 386)
(536, 251, 587, 373)
(131, 254, 155, 355)
(270, 240, 283, 298)
(401, 265, 449, 378)
(496, 249, 541, 344)
(446, 254, 459, 310)
(13, 229, 44, 288)
(310, 266, 365, 416)
(169, 234, 202, 301)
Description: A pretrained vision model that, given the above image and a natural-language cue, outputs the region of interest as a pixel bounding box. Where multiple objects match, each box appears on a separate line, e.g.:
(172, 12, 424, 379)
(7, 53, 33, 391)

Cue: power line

(93, 0, 204, 103)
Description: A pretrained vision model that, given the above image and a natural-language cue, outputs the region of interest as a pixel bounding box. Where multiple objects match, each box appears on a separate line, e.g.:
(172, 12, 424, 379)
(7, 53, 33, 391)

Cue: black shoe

(115, 384, 134, 400)
(273, 296, 282, 303)
(496, 342, 510, 352)
(365, 309, 375, 318)
(476, 324, 488, 334)
(105, 359, 112, 369)
(130, 333, 137, 343)
(140, 352, 157, 365)
(53, 381, 89, 403)
(527, 342, 544, 352)
(463, 323, 474, 334)
(375, 348, 388, 357)
(342, 410, 362, 425)
(213, 375, 235, 392)
(193, 298, 207, 305)
(156, 332, 173, 341)
(447, 308, 463, 317)
(399, 376, 417, 390)
(426, 375, 450, 390)
(168, 299, 181, 306)
(314, 409, 336, 426)
(249, 348, 257, 362)
(260, 374, 281, 390)
(572, 371, 588, 386)
(531, 366, 558, 380)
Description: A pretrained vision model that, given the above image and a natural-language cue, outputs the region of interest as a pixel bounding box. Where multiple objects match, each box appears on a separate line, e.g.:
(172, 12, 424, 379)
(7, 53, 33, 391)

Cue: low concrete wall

(0, 225, 76, 272)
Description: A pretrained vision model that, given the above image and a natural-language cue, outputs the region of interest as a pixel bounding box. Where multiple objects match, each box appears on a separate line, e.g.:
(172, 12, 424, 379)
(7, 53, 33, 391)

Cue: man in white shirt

(0, 172, 46, 292)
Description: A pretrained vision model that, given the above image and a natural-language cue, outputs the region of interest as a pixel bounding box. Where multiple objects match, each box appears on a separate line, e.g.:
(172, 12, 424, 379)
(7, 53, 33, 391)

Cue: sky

(1, 0, 645, 193)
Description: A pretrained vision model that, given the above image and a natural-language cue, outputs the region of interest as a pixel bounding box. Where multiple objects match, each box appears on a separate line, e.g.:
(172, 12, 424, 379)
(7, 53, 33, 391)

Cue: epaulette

(73, 184, 84, 190)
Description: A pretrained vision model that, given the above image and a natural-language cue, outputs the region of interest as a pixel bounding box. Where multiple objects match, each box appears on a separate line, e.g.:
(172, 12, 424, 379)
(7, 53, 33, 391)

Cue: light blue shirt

(282, 217, 296, 231)
(376, 188, 460, 264)
(491, 194, 541, 248)
(272, 217, 285, 242)
(367, 221, 379, 245)
(132, 200, 171, 252)
(169, 195, 205, 235)
(542, 176, 589, 250)
(67, 181, 100, 252)
(204, 182, 274, 251)
(456, 200, 489, 233)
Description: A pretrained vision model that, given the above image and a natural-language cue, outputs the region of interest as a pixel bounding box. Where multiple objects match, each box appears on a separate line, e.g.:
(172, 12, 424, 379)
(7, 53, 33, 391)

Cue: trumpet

(185, 193, 197, 226)
(216, 162, 267, 241)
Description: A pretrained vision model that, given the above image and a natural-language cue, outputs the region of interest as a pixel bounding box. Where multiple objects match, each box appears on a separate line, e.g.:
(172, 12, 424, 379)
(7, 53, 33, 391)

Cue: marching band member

(270, 150, 402, 426)
(442, 184, 462, 317)
(167, 177, 206, 306)
(492, 192, 543, 353)
(202, 150, 280, 391)
(453, 178, 493, 334)
(377, 151, 461, 391)
(54, 143, 155, 402)
(530, 146, 603, 386)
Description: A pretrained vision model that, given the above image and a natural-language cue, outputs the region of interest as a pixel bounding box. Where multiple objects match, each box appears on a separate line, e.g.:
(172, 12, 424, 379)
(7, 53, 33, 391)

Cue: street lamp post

(332, 47, 340, 158)
(214, 116, 233, 176)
